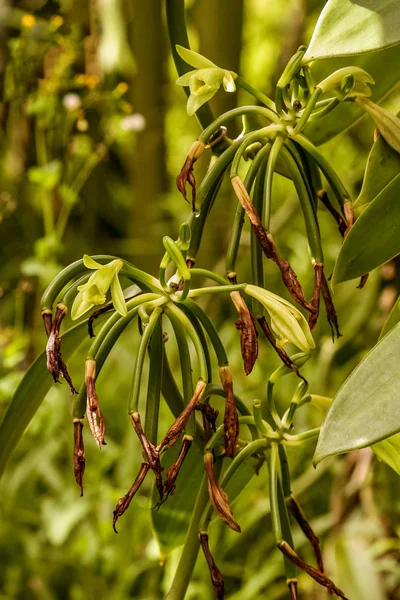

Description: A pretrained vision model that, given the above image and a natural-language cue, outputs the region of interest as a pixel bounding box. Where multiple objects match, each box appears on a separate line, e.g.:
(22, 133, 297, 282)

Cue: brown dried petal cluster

(113, 463, 150, 532)
(85, 360, 106, 448)
(199, 531, 224, 599)
(257, 316, 302, 378)
(219, 366, 239, 458)
(176, 141, 205, 211)
(231, 176, 312, 312)
(196, 401, 219, 442)
(43, 304, 77, 394)
(230, 291, 258, 375)
(163, 435, 193, 498)
(317, 189, 347, 237)
(130, 412, 164, 500)
(203, 452, 241, 533)
(73, 420, 85, 496)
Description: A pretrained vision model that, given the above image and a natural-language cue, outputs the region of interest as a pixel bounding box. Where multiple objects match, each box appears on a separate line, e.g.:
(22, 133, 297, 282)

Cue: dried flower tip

(199, 531, 225, 599)
(130, 412, 163, 499)
(257, 316, 304, 379)
(308, 263, 323, 332)
(157, 378, 207, 452)
(46, 303, 67, 383)
(203, 452, 241, 533)
(164, 435, 193, 498)
(320, 272, 341, 340)
(288, 579, 298, 600)
(73, 420, 85, 496)
(176, 141, 205, 210)
(41, 309, 53, 337)
(85, 359, 106, 448)
(112, 463, 150, 533)
(230, 291, 258, 375)
(196, 402, 219, 442)
(219, 366, 239, 458)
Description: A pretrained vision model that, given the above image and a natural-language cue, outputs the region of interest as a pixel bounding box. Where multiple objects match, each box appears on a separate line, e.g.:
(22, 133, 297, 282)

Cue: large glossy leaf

(332, 172, 400, 285)
(372, 432, 400, 475)
(303, 0, 400, 63)
(380, 295, 400, 340)
(314, 324, 400, 465)
(0, 321, 89, 478)
(304, 44, 400, 146)
(354, 128, 400, 210)
(152, 442, 259, 555)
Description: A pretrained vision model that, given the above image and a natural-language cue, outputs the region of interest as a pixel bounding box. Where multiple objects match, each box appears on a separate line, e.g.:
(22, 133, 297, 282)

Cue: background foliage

(0, 1, 399, 598)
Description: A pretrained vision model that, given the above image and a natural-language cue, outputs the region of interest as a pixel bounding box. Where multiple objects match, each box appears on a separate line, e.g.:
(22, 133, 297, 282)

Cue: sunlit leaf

(303, 0, 400, 63)
(332, 173, 400, 285)
(0, 322, 90, 478)
(380, 295, 400, 340)
(372, 432, 400, 475)
(314, 324, 400, 465)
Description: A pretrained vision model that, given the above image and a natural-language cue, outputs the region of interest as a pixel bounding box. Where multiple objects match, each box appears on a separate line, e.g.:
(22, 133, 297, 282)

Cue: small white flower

(63, 93, 81, 111)
(120, 113, 146, 132)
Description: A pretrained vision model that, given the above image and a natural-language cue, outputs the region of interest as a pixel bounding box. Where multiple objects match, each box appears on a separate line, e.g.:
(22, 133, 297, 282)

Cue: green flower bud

(176, 45, 236, 116)
(71, 255, 127, 320)
(178, 222, 191, 251)
(244, 284, 315, 353)
(317, 67, 374, 98)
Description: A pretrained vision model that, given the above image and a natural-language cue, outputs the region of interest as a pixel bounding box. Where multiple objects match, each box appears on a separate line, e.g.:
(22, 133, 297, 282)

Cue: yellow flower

(176, 45, 236, 116)
(71, 255, 127, 320)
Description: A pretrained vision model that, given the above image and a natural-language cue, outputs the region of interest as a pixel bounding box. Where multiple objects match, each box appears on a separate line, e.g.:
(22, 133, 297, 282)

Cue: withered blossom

(130, 412, 163, 500)
(317, 189, 347, 237)
(203, 452, 241, 533)
(176, 140, 205, 211)
(230, 291, 258, 375)
(231, 176, 312, 312)
(113, 463, 150, 533)
(196, 402, 219, 442)
(278, 541, 347, 599)
(219, 366, 239, 458)
(257, 316, 302, 378)
(44, 303, 77, 394)
(157, 378, 207, 452)
(286, 494, 324, 573)
(73, 419, 85, 496)
(163, 435, 193, 498)
(85, 359, 106, 448)
(199, 531, 224, 599)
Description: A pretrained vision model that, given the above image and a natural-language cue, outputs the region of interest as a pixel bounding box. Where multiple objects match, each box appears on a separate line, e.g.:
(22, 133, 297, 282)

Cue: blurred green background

(0, 1, 399, 598)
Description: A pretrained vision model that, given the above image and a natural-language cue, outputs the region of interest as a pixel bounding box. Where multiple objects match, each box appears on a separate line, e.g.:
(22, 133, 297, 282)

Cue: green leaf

(314, 324, 400, 465)
(354, 124, 400, 210)
(303, 0, 400, 63)
(372, 432, 400, 475)
(152, 443, 259, 556)
(0, 321, 89, 479)
(332, 172, 400, 285)
(380, 295, 400, 339)
(304, 44, 400, 146)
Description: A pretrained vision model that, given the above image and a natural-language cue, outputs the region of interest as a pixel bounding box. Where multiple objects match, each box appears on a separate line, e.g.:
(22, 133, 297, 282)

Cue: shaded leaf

(0, 321, 89, 478)
(303, 0, 400, 63)
(314, 324, 400, 464)
(332, 173, 400, 285)
(354, 120, 400, 209)
(380, 295, 400, 340)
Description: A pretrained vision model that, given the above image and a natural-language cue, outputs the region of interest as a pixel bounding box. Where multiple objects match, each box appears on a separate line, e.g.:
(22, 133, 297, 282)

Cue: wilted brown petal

(203, 452, 241, 533)
(286, 495, 324, 573)
(308, 262, 323, 331)
(42, 309, 53, 337)
(176, 141, 205, 211)
(257, 316, 305, 381)
(73, 420, 85, 496)
(320, 271, 341, 339)
(85, 360, 106, 448)
(157, 378, 207, 452)
(317, 189, 347, 237)
(219, 366, 239, 458)
(231, 176, 312, 311)
(196, 402, 219, 442)
(112, 463, 150, 533)
(44, 304, 77, 393)
(278, 541, 348, 599)
(230, 291, 258, 375)
(163, 435, 193, 498)
(130, 412, 164, 500)
(199, 531, 224, 599)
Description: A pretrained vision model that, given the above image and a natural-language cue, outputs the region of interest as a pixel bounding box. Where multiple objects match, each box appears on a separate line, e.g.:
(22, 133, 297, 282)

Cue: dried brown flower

(163, 435, 193, 498)
(73, 419, 85, 496)
(113, 463, 150, 533)
(130, 412, 163, 500)
(220, 366, 239, 458)
(85, 359, 106, 448)
(203, 452, 241, 533)
(43, 304, 77, 393)
(199, 531, 224, 599)
(230, 291, 258, 375)
(176, 141, 205, 211)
